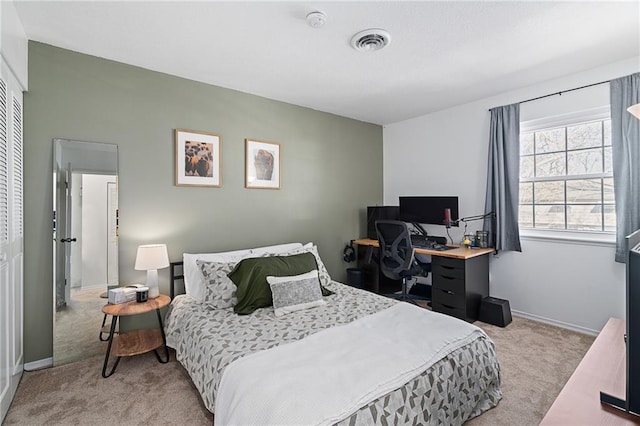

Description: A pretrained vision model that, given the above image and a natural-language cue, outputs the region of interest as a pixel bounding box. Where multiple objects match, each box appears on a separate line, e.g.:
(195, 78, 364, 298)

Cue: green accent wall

(23, 42, 383, 363)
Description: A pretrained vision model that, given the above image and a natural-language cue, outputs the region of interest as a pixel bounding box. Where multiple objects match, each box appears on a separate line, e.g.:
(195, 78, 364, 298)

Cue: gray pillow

(197, 260, 237, 309)
(306, 245, 332, 288)
(267, 270, 326, 317)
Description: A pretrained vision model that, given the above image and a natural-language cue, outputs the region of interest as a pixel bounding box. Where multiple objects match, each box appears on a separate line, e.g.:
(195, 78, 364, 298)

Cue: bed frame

(169, 261, 185, 299)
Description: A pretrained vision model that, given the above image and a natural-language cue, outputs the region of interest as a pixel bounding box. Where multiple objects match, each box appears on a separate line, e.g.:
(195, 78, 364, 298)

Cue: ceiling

(13, 1, 640, 125)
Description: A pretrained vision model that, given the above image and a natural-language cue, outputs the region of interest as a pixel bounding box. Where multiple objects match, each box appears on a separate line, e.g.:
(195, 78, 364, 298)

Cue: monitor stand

(412, 222, 428, 237)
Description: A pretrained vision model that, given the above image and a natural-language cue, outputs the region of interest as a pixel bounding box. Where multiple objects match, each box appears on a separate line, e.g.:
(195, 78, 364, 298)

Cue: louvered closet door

(0, 76, 11, 422)
(0, 73, 24, 423)
(9, 93, 23, 378)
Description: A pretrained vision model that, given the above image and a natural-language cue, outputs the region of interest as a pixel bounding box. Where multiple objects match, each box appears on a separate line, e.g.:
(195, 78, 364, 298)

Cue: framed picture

(245, 139, 280, 189)
(175, 129, 221, 187)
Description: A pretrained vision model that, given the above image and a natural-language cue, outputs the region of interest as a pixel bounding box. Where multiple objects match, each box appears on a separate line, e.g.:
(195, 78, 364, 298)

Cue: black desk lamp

(444, 210, 495, 244)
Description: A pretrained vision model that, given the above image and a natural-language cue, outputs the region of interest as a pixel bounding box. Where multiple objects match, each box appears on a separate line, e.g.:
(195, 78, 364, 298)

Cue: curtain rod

(519, 79, 611, 104)
(490, 79, 611, 110)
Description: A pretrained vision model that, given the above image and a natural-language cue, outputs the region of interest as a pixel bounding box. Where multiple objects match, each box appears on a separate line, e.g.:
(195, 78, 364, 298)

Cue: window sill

(519, 229, 616, 247)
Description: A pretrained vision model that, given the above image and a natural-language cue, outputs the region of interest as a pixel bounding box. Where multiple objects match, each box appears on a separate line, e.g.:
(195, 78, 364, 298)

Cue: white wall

(0, 0, 28, 90)
(383, 56, 639, 334)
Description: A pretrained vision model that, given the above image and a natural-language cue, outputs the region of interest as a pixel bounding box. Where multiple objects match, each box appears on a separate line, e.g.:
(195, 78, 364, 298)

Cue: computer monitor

(398, 196, 459, 227)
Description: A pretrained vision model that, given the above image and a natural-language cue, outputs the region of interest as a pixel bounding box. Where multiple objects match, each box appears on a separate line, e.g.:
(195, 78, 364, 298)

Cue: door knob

(61, 238, 77, 243)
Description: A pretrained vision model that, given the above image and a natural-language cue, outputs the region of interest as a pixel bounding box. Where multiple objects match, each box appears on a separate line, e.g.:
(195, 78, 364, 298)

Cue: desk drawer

(432, 287, 465, 309)
(432, 275, 465, 295)
(431, 259, 465, 279)
(431, 263, 464, 280)
(433, 256, 465, 270)
(431, 302, 466, 321)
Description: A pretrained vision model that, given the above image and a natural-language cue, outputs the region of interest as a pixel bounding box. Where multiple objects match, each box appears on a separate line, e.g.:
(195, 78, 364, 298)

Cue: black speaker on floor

(367, 206, 399, 239)
(479, 297, 512, 327)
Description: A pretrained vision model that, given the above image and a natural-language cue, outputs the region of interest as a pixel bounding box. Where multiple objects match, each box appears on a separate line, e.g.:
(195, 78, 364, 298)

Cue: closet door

(0, 76, 11, 423)
(9, 92, 24, 381)
(0, 73, 24, 423)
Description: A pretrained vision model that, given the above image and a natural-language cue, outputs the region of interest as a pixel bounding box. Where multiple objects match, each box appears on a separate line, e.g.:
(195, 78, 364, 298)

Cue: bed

(163, 242, 502, 425)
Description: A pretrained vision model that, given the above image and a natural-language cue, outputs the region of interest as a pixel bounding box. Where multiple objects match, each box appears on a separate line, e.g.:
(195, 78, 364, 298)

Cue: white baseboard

(24, 357, 53, 371)
(512, 310, 599, 336)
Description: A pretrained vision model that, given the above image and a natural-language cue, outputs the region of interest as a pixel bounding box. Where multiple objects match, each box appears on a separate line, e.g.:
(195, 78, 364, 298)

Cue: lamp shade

(134, 244, 169, 271)
(628, 103, 640, 120)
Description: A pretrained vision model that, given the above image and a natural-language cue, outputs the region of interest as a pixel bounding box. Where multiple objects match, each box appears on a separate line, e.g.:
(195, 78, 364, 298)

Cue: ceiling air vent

(351, 29, 391, 52)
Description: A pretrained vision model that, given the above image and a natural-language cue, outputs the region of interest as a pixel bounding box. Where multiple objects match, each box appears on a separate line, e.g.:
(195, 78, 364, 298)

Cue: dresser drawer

(432, 287, 465, 309)
(432, 275, 465, 294)
(431, 302, 466, 321)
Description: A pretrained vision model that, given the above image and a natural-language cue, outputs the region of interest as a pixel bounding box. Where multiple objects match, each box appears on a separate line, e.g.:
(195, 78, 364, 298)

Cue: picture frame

(175, 129, 222, 187)
(245, 139, 281, 189)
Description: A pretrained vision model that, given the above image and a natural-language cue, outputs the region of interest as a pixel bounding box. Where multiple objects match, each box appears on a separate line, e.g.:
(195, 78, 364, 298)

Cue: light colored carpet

(5, 351, 213, 425)
(54, 286, 111, 366)
(467, 317, 594, 425)
(5, 315, 594, 425)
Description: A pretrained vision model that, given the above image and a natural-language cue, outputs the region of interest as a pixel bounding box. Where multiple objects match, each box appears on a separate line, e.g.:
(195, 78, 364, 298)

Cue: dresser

(541, 318, 638, 425)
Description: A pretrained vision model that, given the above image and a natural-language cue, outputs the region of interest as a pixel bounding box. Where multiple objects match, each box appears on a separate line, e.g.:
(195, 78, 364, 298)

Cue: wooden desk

(353, 239, 494, 322)
(541, 318, 639, 425)
(352, 238, 494, 259)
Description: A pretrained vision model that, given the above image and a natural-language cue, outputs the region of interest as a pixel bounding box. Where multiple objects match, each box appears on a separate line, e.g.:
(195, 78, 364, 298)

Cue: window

(519, 112, 614, 233)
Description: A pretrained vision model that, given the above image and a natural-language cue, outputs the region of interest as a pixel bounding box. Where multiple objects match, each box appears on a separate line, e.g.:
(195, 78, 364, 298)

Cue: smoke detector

(351, 28, 391, 52)
(306, 11, 327, 28)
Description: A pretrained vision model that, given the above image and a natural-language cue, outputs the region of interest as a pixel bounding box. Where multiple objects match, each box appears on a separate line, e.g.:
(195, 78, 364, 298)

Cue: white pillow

(250, 242, 303, 256)
(183, 249, 251, 302)
(267, 270, 326, 317)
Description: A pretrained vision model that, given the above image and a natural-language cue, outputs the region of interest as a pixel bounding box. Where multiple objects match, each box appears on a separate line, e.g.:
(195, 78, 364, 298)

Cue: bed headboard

(170, 261, 185, 299)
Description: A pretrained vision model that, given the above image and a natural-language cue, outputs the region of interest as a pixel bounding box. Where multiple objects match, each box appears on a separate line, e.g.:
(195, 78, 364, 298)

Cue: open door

(63, 166, 75, 306)
(55, 167, 76, 310)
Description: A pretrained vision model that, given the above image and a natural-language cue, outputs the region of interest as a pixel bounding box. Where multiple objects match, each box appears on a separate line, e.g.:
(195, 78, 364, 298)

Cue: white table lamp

(628, 103, 640, 120)
(134, 244, 169, 298)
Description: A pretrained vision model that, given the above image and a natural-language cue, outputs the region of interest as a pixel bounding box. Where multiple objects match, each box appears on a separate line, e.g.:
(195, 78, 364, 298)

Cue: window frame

(519, 106, 615, 242)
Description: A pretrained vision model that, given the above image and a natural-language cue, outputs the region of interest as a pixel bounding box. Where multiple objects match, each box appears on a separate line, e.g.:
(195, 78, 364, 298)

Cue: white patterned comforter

(164, 281, 502, 425)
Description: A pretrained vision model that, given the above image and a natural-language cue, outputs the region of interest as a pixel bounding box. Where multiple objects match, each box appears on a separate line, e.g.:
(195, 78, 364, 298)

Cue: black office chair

(375, 220, 431, 305)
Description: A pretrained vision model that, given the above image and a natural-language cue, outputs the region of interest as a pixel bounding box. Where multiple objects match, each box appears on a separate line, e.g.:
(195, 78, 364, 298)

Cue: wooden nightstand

(101, 294, 171, 378)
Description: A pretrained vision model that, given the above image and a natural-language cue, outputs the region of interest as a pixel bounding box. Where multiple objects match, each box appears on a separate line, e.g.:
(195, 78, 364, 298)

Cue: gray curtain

(483, 103, 522, 252)
(611, 72, 640, 263)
